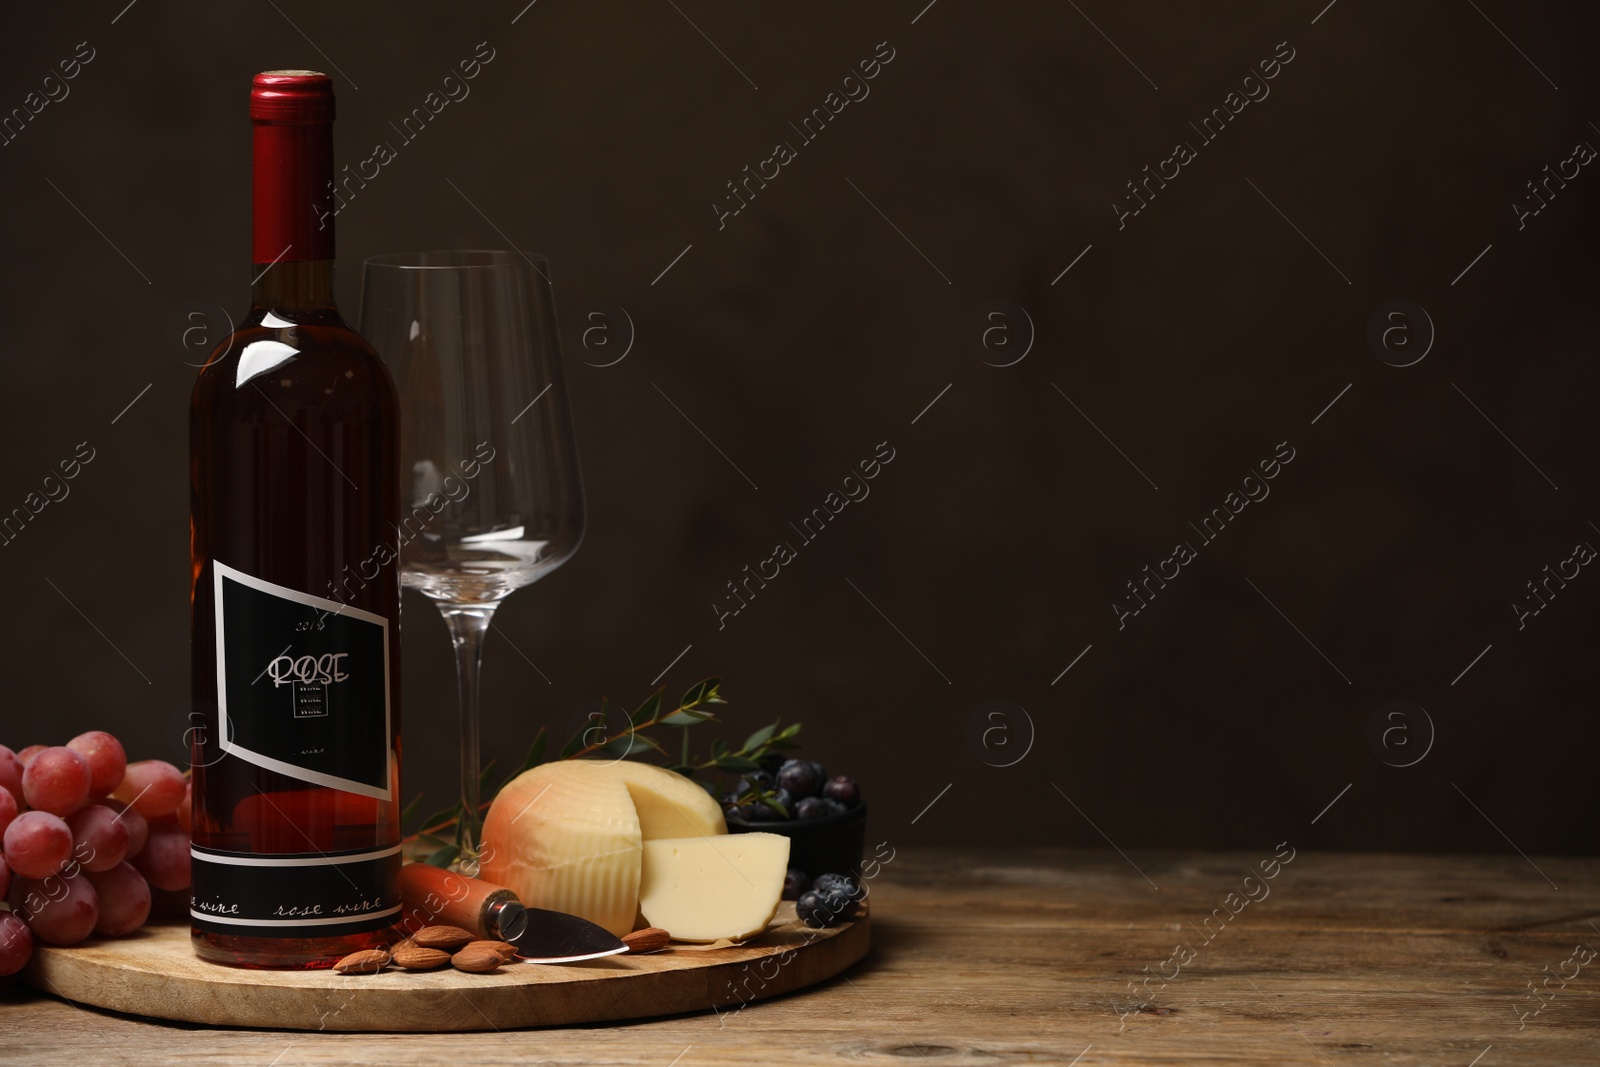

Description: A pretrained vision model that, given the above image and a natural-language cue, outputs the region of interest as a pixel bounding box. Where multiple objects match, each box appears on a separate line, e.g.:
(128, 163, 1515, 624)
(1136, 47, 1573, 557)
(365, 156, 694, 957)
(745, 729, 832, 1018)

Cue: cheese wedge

(593, 759, 728, 840)
(639, 833, 789, 942)
(480, 761, 642, 937)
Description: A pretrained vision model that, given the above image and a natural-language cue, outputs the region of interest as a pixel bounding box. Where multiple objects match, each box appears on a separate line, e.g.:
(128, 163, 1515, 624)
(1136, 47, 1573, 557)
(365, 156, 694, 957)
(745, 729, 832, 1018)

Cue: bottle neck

(252, 117, 336, 310)
(251, 258, 336, 313)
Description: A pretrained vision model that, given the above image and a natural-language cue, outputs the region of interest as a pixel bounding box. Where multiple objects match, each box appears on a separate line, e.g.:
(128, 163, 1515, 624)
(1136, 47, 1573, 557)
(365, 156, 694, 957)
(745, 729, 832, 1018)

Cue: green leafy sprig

(402, 678, 802, 866)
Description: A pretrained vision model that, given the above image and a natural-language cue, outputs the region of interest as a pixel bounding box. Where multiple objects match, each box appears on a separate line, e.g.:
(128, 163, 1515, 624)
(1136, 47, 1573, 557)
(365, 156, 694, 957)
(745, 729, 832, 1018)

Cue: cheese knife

(399, 861, 629, 964)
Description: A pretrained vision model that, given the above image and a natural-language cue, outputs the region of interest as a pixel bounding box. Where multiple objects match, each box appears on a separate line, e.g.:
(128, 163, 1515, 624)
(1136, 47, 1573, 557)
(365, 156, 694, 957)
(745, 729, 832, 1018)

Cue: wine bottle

(188, 70, 403, 968)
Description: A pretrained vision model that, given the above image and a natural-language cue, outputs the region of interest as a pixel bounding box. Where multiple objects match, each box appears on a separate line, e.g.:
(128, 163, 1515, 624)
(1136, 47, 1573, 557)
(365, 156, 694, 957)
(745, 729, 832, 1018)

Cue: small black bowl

(726, 801, 867, 879)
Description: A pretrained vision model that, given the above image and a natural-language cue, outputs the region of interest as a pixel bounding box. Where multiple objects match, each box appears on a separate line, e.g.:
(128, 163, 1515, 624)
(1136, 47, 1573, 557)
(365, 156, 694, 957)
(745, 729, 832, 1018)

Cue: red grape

(17, 745, 45, 767)
(102, 798, 149, 858)
(0, 852, 9, 899)
(0, 785, 17, 839)
(0, 912, 31, 977)
(65, 804, 129, 873)
(67, 731, 126, 799)
(175, 779, 192, 833)
(3, 810, 72, 878)
(0, 746, 23, 804)
(13, 871, 99, 946)
(87, 861, 151, 936)
(133, 818, 190, 891)
(22, 746, 92, 816)
(111, 760, 185, 819)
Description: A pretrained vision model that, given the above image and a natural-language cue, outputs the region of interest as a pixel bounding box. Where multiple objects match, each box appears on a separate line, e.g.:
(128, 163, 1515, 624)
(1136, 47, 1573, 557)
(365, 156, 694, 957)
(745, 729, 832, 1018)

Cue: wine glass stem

(440, 603, 498, 875)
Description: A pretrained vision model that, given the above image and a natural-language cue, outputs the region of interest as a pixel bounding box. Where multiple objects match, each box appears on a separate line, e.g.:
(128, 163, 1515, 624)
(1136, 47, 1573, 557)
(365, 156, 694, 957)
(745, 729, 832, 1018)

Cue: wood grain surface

(3, 848, 1598, 1065)
(17, 901, 868, 1031)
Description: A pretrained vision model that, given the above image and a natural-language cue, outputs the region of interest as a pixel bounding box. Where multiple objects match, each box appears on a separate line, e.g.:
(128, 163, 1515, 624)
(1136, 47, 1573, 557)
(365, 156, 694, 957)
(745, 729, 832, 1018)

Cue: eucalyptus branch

(559, 678, 726, 762)
(403, 678, 747, 861)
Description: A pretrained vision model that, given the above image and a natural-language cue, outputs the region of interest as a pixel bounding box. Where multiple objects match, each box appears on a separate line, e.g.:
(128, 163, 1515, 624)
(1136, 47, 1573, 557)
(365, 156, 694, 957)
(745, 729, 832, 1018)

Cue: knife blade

(398, 861, 629, 964)
(496, 903, 631, 963)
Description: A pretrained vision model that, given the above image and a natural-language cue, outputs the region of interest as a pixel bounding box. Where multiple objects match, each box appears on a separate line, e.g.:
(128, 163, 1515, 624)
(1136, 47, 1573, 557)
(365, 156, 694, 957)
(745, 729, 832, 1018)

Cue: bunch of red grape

(0, 732, 190, 977)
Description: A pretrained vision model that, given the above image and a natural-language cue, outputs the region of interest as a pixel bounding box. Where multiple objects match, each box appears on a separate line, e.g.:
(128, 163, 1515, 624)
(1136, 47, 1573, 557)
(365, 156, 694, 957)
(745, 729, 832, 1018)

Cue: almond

(391, 941, 452, 970)
(464, 939, 518, 961)
(411, 924, 476, 951)
(332, 948, 390, 974)
(451, 944, 505, 973)
(622, 927, 671, 954)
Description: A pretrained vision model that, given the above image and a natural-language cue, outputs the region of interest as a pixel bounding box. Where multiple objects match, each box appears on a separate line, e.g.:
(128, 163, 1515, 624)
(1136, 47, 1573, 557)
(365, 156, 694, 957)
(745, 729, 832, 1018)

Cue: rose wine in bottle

(188, 70, 403, 968)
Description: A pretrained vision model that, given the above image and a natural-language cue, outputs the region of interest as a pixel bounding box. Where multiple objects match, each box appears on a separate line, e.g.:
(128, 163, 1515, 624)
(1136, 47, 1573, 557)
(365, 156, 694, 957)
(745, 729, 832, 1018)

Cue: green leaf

(776, 723, 802, 740)
(418, 806, 460, 834)
(631, 690, 663, 728)
(681, 678, 723, 710)
(425, 845, 460, 869)
(665, 763, 698, 778)
(743, 723, 777, 752)
(416, 833, 449, 849)
(601, 733, 665, 759)
(660, 707, 715, 727)
(399, 792, 424, 828)
(559, 726, 592, 759)
(502, 729, 546, 787)
(765, 738, 801, 752)
(759, 794, 790, 817)
(477, 758, 498, 793)
(714, 755, 761, 774)
(711, 737, 728, 759)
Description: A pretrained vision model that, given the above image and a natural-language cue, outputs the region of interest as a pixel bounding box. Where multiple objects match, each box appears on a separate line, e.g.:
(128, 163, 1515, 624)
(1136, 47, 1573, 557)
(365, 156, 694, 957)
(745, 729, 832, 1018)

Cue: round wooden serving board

(23, 903, 869, 1031)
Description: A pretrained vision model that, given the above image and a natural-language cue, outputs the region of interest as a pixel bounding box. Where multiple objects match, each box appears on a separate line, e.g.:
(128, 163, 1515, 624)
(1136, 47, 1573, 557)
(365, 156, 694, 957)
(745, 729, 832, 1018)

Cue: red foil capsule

(250, 70, 336, 265)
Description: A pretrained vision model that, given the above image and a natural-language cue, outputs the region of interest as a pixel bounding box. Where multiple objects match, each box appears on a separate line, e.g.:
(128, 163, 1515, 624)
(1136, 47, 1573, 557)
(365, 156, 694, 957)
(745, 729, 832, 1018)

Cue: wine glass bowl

(367, 250, 583, 600)
(360, 249, 585, 869)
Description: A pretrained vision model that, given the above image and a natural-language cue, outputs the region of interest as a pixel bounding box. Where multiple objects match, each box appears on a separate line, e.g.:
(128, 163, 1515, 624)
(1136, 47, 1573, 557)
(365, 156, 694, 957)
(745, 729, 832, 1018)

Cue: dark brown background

(1, 0, 1595, 856)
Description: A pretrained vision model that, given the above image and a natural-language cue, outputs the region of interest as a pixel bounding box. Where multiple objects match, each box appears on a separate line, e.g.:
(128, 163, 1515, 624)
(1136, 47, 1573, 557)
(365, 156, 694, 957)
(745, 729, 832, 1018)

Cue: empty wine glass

(360, 249, 584, 873)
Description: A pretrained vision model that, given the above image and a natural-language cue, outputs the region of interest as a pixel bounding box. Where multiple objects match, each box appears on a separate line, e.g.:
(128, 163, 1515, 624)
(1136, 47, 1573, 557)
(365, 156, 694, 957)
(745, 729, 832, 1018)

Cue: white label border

(190, 905, 402, 928)
(190, 843, 401, 867)
(213, 560, 393, 801)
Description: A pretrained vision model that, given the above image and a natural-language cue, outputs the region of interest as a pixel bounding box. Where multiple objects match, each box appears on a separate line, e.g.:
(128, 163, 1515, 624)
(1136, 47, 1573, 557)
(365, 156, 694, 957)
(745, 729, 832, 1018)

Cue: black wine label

(189, 842, 401, 934)
(213, 561, 392, 800)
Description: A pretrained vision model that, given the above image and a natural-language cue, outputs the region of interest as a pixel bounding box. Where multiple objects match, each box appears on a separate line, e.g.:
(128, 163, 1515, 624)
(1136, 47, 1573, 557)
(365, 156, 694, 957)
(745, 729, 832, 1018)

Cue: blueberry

(795, 796, 849, 820)
(797, 888, 855, 928)
(808, 760, 829, 789)
(796, 890, 824, 926)
(812, 873, 865, 903)
(741, 790, 791, 822)
(796, 890, 839, 928)
(783, 868, 811, 900)
(819, 888, 856, 920)
(795, 796, 830, 820)
(776, 759, 826, 799)
(822, 774, 860, 807)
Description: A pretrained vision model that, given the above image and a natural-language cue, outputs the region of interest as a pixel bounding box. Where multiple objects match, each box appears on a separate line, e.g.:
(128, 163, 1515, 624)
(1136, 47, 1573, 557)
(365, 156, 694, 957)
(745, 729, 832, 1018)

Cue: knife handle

(399, 861, 520, 938)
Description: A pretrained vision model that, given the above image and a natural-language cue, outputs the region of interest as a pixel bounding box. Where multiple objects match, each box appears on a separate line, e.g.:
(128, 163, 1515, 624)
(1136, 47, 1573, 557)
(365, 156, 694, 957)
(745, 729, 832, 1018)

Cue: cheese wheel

(480, 761, 642, 937)
(591, 760, 727, 840)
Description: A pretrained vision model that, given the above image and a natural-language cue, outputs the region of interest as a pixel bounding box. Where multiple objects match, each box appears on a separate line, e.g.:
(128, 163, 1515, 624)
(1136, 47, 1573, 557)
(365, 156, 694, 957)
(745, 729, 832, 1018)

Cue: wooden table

(4, 848, 1598, 1065)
